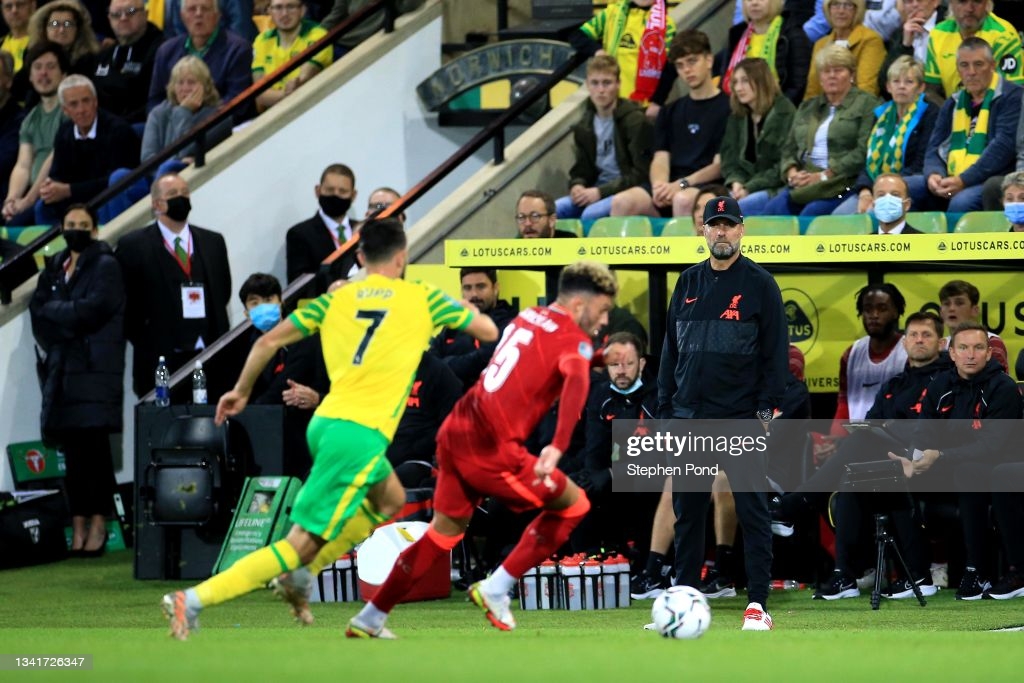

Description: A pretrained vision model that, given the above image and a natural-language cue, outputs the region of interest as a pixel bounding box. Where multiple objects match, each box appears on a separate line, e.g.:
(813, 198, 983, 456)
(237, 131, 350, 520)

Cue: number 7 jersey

(289, 274, 473, 440)
(449, 304, 594, 448)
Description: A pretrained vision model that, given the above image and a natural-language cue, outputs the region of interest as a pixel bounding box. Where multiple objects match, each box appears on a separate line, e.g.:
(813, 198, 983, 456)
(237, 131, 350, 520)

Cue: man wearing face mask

(238, 272, 327, 479)
(115, 172, 231, 397)
(285, 163, 359, 288)
(868, 173, 922, 234)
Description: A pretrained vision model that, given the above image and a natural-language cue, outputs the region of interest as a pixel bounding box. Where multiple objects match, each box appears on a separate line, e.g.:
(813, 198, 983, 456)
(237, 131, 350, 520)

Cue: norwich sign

(417, 40, 585, 111)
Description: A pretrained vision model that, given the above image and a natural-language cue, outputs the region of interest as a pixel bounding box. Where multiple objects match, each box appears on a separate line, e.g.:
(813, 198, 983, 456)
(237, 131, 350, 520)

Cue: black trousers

(673, 447, 772, 607)
(991, 463, 1024, 569)
(833, 493, 929, 579)
(62, 427, 117, 518)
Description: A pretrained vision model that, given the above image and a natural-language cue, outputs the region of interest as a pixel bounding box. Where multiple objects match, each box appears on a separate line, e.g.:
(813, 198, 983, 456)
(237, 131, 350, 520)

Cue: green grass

(1, 552, 1022, 682)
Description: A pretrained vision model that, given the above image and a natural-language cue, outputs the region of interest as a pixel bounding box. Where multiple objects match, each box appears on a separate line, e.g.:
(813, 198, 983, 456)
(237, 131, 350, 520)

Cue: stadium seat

(805, 214, 872, 236)
(953, 212, 1010, 233)
(659, 216, 695, 236)
(745, 215, 799, 236)
(587, 216, 653, 238)
(13, 227, 64, 269)
(555, 218, 583, 237)
(905, 212, 947, 234)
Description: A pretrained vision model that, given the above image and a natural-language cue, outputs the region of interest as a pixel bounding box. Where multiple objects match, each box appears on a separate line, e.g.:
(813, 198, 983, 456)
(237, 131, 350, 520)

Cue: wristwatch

(678, 178, 691, 190)
(820, 172, 828, 183)
(756, 409, 774, 424)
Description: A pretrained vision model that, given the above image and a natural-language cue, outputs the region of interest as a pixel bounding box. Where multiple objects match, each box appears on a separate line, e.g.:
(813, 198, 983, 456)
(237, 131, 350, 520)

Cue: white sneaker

(345, 615, 397, 640)
(642, 622, 657, 631)
(468, 582, 516, 631)
(741, 602, 774, 631)
(855, 568, 877, 592)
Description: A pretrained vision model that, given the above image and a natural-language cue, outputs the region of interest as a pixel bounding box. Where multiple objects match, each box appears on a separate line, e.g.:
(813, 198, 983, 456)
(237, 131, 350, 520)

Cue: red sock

(371, 526, 461, 613)
(502, 492, 590, 578)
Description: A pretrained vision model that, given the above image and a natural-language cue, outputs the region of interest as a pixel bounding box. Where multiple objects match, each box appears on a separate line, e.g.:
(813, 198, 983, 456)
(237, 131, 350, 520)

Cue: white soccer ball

(651, 585, 712, 639)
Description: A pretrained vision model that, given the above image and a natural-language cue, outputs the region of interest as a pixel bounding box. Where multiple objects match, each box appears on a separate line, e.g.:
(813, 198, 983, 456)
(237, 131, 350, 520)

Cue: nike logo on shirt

(685, 297, 698, 304)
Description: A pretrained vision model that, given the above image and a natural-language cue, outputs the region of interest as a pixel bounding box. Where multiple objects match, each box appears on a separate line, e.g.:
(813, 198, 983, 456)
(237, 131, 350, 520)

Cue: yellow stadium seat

(745, 215, 799, 236)
(805, 214, 873, 236)
(953, 211, 1010, 233)
(660, 216, 696, 236)
(555, 218, 583, 237)
(905, 212, 947, 234)
(587, 216, 653, 238)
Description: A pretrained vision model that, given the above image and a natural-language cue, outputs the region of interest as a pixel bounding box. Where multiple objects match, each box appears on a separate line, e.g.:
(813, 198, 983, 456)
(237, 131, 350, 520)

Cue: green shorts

(290, 416, 393, 541)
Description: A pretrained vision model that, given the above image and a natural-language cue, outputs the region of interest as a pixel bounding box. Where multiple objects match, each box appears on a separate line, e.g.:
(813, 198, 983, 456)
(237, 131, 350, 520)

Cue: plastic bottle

(612, 554, 631, 607)
(519, 566, 539, 610)
(154, 356, 170, 407)
(539, 560, 558, 609)
(560, 556, 583, 610)
(602, 555, 626, 608)
(582, 558, 602, 609)
(192, 361, 207, 405)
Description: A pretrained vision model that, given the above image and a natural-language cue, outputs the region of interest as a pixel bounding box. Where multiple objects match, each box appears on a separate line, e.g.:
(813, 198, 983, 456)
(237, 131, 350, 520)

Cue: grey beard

(710, 242, 737, 260)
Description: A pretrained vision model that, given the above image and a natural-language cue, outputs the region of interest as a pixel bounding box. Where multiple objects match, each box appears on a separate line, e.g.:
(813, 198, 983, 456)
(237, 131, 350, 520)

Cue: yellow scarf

(947, 72, 998, 176)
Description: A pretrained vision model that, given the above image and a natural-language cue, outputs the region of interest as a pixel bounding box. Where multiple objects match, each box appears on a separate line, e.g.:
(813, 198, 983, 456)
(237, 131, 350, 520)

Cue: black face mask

(318, 194, 352, 218)
(164, 196, 191, 222)
(63, 229, 93, 253)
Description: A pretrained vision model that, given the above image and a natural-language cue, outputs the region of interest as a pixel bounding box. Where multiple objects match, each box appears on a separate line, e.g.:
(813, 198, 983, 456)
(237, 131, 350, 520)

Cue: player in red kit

(347, 261, 620, 638)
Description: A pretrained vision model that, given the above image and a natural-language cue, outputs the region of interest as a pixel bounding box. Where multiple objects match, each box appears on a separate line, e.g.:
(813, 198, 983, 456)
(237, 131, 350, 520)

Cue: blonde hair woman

(142, 56, 223, 166)
(804, 0, 885, 99)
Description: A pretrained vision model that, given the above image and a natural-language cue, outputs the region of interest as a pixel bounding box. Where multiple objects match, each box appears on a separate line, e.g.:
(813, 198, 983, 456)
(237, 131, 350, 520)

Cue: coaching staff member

(657, 195, 788, 631)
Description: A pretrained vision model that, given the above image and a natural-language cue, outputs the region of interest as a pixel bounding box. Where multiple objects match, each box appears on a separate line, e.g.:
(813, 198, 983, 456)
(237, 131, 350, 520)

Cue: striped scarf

(947, 73, 998, 176)
(722, 16, 783, 95)
(865, 94, 925, 180)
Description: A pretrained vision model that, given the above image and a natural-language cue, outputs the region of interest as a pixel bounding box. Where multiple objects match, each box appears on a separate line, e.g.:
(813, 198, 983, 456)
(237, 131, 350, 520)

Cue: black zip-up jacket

(579, 373, 658, 493)
(430, 299, 518, 390)
(866, 353, 952, 444)
(657, 254, 787, 419)
(911, 359, 1023, 462)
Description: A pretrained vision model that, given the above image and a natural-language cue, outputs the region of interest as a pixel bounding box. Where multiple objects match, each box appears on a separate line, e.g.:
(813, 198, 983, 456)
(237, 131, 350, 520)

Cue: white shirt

(810, 106, 836, 170)
(878, 220, 907, 234)
(157, 220, 192, 254)
(73, 117, 98, 140)
(317, 209, 358, 278)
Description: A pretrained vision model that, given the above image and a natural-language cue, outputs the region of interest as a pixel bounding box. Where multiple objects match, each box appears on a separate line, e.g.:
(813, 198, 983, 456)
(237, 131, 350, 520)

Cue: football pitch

(1, 552, 1022, 682)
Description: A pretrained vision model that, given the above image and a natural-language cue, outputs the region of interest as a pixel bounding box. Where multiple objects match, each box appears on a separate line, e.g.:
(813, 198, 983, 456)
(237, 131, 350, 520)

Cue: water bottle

(192, 360, 207, 405)
(154, 356, 170, 407)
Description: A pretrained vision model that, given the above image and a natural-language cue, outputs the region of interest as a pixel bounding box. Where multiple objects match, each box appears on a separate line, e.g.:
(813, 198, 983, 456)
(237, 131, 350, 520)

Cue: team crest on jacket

(720, 294, 742, 321)
(579, 341, 593, 360)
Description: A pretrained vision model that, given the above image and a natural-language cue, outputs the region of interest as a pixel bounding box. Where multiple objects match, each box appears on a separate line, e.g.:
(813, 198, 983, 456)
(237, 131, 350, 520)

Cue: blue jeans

(555, 194, 614, 220)
(738, 191, 773, 217)
(762, 187, 850, 216)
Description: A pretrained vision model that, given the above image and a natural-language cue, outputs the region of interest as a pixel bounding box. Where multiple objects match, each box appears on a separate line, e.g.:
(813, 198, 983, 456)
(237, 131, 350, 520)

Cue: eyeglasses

(108, 7, 143, 20)
(515, 212, 550, 223)
(368, 202, 391, 211)
(48, 19, 77, 30)
(268, 3, 302, 11)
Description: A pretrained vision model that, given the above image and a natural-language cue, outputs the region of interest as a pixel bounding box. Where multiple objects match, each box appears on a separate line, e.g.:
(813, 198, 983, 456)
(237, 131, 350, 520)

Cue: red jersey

(442, 304, 594, 453)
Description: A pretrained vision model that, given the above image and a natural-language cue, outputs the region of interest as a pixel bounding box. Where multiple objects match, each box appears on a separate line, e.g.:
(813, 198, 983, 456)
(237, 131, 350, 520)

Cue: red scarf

(630, 0, 667, 102)
(722, 23, 755, 96)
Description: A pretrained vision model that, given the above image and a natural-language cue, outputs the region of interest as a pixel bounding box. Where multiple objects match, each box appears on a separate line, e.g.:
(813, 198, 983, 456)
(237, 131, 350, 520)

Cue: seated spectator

(805, 0, 885, 99)
(691, 183, 730, 233)
(609, 30, 729, 219)
(321, 0, 425, 57)
(918, 37, 1021, 213)
(834, 56, 938, 214)
(555, 55, 652, 221)
(804, 0, 901, 44)
(0, 51, 26, 201)
(1, 0, 35, 74)
(864, 173, 922, 234)
(430, 267, 518, 392)
(938, 279, 1009, 371)
(237, 272, 327, 478)
(567, 0, 676, 108)
(716, 0, 812, 105)
(877, 0, 945, 97)
(27, 0, 100, 75)
(91, 0, 164, 124)
(252, 0, 332, 113)
(756, 44, 879, 216)
(924, 0, 1022, 102)
(148, 0, 252, 114)
(719, 57, 797, 216)
(36, 74, 140, 224)
(516, 189, 574, 238)
(1001, 171, 1024, 231)
(3, 41, 67, 226)
(159, 0, 258, 42)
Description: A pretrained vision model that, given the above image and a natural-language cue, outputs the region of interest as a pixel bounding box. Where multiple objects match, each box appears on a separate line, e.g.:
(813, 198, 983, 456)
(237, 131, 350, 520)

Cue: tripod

(870, 513, 927, 610)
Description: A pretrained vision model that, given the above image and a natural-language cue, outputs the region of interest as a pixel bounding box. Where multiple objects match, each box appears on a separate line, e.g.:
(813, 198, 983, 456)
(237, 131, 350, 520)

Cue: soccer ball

(650, 585, 712, 639)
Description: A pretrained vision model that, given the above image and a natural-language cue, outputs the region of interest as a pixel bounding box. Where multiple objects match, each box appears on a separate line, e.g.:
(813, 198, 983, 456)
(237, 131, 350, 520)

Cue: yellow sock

(306, 501, 390, 576)
(195, 539, 301, 607)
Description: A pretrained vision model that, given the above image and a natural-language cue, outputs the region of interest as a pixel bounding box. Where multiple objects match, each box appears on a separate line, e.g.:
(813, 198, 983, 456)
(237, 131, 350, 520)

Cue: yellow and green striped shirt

(925, 14, 1024, 98)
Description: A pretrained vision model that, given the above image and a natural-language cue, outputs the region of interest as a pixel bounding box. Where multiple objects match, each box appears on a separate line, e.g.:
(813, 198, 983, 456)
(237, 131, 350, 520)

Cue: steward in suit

(115, 173, 231, 396)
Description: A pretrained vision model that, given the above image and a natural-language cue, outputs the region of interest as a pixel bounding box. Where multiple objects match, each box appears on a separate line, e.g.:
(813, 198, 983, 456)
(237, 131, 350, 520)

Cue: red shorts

(434, 424, 567, 520)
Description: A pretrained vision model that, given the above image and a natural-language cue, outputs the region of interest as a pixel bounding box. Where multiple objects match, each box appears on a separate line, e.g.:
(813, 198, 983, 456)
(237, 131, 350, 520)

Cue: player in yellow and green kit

(161, 218, 499, 640)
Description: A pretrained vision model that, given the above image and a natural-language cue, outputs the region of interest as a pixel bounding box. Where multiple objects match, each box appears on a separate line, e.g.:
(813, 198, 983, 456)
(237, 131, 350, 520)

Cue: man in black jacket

(430, 267, 517, 392)
(890, 320, 1024, 599)
(92, 0, 164, 124)
(115, 173, 231, 396)
(658, 195, 787, 631)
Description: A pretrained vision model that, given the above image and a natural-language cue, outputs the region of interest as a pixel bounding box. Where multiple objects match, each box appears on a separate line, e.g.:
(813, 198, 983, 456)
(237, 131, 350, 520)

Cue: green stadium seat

(659, 216, 695, 236)
(805, 214, 872, 236)
(587, 216, 653, 238)
(745, 215, 799, 236)
(905, 212, 947, 234)
(555, 218, 583, 237)
(953, 212, 1010, 233)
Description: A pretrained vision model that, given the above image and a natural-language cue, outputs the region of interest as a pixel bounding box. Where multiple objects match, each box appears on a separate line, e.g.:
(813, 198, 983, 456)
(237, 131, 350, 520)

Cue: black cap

(702, 196, 743, 225)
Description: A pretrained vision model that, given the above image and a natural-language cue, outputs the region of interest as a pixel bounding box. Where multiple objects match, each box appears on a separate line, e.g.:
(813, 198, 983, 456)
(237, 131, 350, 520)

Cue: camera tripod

(870, 513, 927, 610)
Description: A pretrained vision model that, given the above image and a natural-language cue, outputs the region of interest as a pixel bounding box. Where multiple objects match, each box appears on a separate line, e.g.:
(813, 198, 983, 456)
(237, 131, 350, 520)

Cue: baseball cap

(702, 196, 743, 225)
